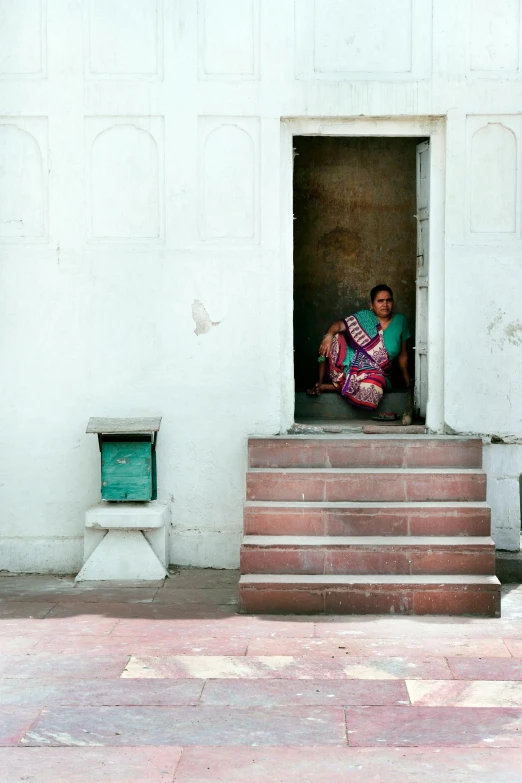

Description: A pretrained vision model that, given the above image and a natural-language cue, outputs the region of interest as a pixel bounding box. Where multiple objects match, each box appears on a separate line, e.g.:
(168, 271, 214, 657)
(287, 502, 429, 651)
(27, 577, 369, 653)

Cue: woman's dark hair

(370, 284, 393, 303)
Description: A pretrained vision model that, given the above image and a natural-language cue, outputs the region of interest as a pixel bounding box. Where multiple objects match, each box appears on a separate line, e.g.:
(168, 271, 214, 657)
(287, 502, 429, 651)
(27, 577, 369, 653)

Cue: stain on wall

(504, 321, 522, 346)
(293, 136, 420, 391)
(486, 308, 522, 349)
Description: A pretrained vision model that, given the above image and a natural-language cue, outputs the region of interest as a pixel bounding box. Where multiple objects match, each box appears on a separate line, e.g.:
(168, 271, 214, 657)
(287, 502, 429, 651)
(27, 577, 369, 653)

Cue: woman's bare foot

(306, 383, 321, 396)
(372, 411, 399, 421)
(306, 383, 336, 396)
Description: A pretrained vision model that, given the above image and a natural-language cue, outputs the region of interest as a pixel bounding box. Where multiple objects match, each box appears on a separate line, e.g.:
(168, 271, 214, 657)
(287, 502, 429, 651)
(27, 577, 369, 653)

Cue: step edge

(248, 436, 484, 442)
(239, 574, 501, 586)
(241, 535, 495, 548)
(247, 468, 486, 475)
(244, 500, 491, 509)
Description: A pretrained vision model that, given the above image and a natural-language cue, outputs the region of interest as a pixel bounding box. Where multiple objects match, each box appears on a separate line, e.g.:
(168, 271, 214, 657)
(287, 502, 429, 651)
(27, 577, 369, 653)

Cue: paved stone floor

(0, 571, 522, 781)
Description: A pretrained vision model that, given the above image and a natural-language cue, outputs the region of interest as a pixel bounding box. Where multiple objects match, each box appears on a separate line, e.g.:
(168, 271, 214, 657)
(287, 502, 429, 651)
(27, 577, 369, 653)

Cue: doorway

(292, 135, 428, 423)
(279, 118, 445, 434)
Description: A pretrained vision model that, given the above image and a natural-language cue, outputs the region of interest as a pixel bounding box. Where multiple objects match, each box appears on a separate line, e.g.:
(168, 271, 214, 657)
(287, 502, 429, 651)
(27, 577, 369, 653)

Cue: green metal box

(87, 417, 160, 502)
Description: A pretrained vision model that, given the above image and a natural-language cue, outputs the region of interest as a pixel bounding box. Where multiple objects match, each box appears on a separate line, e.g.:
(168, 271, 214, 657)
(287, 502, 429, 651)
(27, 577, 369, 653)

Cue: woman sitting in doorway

(307, 284, 412, 420)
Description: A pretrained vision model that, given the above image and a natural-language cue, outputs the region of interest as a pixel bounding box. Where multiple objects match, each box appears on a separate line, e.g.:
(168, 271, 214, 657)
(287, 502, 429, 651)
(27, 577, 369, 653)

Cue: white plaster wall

(484, 445, 522, 551)
(1, 0, 522, 570)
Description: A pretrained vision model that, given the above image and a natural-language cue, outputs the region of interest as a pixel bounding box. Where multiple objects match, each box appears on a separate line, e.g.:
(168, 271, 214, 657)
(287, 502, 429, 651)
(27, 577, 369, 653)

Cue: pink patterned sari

(327, 312, 391, 410)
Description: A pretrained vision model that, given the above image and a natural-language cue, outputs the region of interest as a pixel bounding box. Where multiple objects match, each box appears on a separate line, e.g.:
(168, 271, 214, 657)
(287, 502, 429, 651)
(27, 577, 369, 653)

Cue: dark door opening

(293, 135, 427, 420)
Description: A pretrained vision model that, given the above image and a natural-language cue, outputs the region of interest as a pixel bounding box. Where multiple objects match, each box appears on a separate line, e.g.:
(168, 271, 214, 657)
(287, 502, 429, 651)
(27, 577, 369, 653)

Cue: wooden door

(415, 141, 430, 417)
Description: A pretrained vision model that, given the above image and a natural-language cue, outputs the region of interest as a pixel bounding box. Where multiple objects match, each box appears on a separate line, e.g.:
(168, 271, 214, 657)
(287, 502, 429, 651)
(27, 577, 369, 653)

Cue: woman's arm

(398, 340, 410, 388)
(319, 320, 346, 357)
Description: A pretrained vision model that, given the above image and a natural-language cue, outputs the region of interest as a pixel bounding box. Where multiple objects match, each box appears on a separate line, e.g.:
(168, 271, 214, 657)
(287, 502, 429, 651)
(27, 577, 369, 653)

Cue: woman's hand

(319, 321, 345, 357)
(319, 333, 334, 357)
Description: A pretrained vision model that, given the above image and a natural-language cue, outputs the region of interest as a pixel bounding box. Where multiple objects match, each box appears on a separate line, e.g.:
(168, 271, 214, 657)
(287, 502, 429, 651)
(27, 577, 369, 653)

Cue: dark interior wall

(293, 136, 419, 392)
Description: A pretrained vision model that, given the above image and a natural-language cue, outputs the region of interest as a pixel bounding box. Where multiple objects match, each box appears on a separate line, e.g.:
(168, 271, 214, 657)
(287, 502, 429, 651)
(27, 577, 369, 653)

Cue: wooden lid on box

(86, 417, 161, 435)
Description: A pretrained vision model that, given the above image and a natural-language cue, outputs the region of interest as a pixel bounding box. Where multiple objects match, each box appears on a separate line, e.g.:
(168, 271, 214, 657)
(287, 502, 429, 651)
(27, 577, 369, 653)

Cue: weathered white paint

(1, 0, 522, 573)
(483, 445, 522, 551)
(78, 501, 169, 580)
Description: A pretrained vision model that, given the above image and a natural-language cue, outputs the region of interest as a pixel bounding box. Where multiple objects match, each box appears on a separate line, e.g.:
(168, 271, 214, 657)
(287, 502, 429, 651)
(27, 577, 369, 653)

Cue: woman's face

(371, 290, 393, 318)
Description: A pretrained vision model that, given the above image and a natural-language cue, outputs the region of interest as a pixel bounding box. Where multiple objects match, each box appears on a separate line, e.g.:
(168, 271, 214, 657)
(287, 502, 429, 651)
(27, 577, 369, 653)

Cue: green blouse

(382, 313, 411, 361)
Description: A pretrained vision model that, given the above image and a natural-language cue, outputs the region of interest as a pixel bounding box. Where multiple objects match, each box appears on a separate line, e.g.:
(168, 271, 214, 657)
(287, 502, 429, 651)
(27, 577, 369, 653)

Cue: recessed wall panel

(469, 121, 518, 234)
(0, 0, 45, 76)
(295, 0, 432, 79)
(199, 0, 258, 78)
(314, 0, 412, 73)
(87, 0, 160, 77)
(199, 118, 259, 242)
(470, 0, 519, 72)
(86, 117, 164, 242)
(0, 120, 47, 240)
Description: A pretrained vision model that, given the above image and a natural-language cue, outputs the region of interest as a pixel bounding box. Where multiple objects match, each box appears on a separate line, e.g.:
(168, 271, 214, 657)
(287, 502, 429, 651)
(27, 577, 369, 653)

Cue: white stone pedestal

(76, 501, 170, 581)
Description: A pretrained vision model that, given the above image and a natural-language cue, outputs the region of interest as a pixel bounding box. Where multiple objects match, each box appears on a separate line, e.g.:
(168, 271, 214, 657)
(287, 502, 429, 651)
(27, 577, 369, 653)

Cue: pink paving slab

(0, 603, 56, 619)
(121, 654, 452, 680)
(200, 678, 409, 706)
(246, 636, 511, 658)
(0, 617, 119, 636)
(33, 635, 249, 656)
(0, 679, 204, 707)
(173, 746, 522, 783)
(0, 709, 42, 746)
(448, 657, 522, 680)
(45, 603, 237, 620)
(152, 588, 238, 605)
(0, 746, 182, 782)
(313, 616, 518, 638)
(0, 587, 159, 604)
(22, 706, 347, 747)
(165, 570, 240, 589)
(345, 706, 522, 746)
(504, 639, 522, 657)
(0, 654, 129, 679)
(0, 637, 38, 653)
(407, 679, 522, 707)
(112, 616, 316, 637)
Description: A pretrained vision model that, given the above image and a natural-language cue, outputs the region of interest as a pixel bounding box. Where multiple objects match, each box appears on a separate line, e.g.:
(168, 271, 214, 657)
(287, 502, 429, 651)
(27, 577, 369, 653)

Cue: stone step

(244, 501, 492, 537)
(295, 391, 407, 420)
(240, 535, 495, 576)
(246, 468, 487, 503)
(248, 437, 483, 469)
(238, 574, 501, 616)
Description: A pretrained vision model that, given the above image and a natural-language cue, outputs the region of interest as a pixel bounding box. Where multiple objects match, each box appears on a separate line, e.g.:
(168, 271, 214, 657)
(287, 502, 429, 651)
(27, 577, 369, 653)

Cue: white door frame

(279, 116, 446, 433)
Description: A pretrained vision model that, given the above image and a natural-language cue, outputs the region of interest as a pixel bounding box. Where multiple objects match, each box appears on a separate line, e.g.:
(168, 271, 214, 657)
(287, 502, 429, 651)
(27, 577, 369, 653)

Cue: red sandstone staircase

(239, 436, 501, 616)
